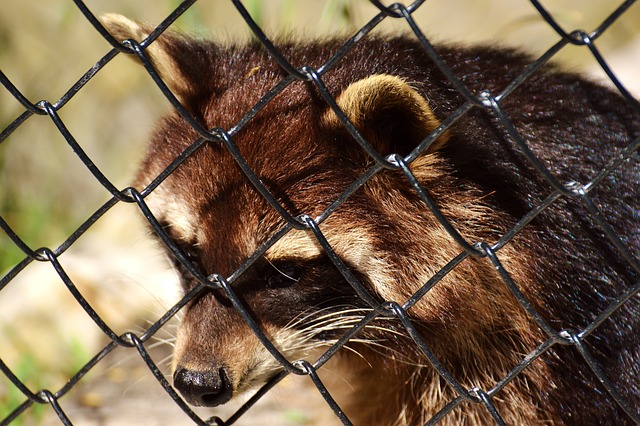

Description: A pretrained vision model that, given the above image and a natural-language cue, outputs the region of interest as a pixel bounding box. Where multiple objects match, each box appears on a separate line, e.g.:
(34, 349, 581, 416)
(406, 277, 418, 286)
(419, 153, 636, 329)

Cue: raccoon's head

(103, 14, 515, 408)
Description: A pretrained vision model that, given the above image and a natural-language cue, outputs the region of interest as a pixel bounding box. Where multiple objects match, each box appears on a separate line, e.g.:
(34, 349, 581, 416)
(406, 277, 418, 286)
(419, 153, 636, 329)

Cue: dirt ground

(35, 343, 334, 426)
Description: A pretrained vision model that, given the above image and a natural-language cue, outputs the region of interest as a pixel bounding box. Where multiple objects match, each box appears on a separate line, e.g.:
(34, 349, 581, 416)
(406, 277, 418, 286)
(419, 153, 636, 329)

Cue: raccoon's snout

(173, 366, 232, 407)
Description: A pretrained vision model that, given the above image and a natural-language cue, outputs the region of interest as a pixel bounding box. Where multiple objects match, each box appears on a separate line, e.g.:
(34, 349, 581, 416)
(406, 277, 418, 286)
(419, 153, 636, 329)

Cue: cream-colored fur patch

(265, 224, 375, 268)
(265, 229, 322, 260)
(323, 74, 449, 152)
(100, 13, 190, 105)
(144, 186, 197, 241)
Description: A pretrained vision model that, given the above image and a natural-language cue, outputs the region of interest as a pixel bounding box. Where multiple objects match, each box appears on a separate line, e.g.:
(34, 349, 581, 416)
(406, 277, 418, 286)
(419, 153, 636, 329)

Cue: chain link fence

(1, 1, 639, 425)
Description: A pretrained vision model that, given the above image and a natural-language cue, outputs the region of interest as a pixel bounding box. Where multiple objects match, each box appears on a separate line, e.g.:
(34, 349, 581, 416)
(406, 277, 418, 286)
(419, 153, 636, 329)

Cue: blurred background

(1, 1, 639, 424)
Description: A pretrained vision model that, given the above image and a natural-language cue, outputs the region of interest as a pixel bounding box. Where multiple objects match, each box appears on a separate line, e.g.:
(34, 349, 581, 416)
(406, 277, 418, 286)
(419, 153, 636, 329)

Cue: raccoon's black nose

(173, 367, 232, 407)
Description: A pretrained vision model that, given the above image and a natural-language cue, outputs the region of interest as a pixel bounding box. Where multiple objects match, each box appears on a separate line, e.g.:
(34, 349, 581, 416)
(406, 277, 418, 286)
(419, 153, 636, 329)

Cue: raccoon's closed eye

(181, 247, 200, 266)
(266, 262, 301, 289)
(157, 222, 202, 271)
(167, 247, 200, 274)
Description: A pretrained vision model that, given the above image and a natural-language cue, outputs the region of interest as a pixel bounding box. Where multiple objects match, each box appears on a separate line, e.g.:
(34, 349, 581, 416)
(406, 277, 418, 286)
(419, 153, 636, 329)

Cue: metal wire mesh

(1, 1, 639, 425)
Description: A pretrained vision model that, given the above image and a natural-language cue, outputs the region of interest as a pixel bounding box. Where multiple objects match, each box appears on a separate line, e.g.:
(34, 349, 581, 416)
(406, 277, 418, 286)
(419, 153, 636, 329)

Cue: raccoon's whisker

(158, 353, 175, 369)
(278, 309, 433, 368)
(145, 336, 176, 350)
(288, 309, 405, 339)
(284, 305, 356, 329)
(332, 342, 374, 366)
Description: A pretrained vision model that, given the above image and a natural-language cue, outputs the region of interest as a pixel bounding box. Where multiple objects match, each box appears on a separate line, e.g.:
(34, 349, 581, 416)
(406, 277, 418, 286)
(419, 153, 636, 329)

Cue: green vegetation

(0, 354, 48, 425)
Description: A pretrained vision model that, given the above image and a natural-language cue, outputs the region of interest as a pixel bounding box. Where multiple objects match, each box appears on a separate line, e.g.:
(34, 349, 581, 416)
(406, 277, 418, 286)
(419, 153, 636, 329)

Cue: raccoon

(102, 14, 639, 426)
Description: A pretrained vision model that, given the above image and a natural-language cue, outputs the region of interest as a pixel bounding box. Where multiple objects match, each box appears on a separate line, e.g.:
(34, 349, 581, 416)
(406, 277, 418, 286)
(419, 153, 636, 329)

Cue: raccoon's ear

(100, 13, 214, 116)
(323, 74, 448, 160)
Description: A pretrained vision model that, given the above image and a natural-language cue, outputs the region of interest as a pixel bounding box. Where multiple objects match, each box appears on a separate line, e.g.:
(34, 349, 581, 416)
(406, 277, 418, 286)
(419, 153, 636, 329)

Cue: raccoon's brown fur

(103, 14, 640, 425)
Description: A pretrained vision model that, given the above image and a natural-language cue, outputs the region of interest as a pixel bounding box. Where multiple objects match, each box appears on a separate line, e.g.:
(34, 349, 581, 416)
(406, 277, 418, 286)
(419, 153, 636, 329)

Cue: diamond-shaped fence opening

(1, 1, 639, 425)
